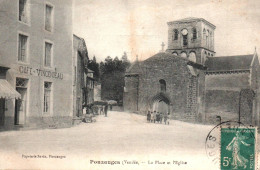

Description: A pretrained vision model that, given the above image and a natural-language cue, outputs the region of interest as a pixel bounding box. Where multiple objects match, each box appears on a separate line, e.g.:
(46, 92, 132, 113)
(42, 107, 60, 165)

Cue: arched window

(173, 29, 178, 40)
(181, 52, 187, 58)
(192, 28, 197, 40)
(203, 29, 206, 44)
(159, 79, 166, 92)
(206, 30, 209, 48)
(172, 52, 178, 56)
(189, 52, 196, 62)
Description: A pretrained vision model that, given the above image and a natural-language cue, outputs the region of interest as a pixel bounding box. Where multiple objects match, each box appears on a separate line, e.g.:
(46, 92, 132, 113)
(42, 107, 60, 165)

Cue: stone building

(124, 17, 259, 126)
(0, 0, 74, 130)
(86, 69, 95, 106)
(73, 35, 88, 122)
(205, 53, 259, 125)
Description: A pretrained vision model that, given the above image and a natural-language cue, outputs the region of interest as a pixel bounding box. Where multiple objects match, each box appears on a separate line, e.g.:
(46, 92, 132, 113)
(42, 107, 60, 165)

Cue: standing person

(104, 104, 108, 117)
(159, 113, 163, 124)
(100, 106, 104, 115)
(152, 111, 156, 123)
(147, 111, 151, 122)
(156, 112, 160, 123)
(150, 111, 154, 123)
(164, 113, 168, 125)
(165, 112, 170, 125)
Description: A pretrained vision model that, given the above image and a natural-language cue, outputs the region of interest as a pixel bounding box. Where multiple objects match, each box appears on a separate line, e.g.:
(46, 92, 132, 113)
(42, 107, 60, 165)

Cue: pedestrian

(150, 111, 154, 123)
(110, 104, 112, 111)
(164, 112, 170, 125)
(159, 113, 163, 124)
(99, 106, 103, 115)
(153, 111, 156, 123)
(104, 104, 108, 117)
(156, 112, 160, 123)
(147, 111, 151, 122)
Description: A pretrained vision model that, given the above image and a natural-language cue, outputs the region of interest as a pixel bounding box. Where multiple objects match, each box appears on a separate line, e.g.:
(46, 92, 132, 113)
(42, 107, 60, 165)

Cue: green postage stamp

(221, 127, 257, 170)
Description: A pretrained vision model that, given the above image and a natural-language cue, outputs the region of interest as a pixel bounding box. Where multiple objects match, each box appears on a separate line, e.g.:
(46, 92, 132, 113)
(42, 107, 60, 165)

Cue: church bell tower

(166, 17, 216, 65)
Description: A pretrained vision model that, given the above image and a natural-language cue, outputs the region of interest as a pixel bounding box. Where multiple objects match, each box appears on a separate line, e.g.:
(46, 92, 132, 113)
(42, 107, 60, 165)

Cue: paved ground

(0, 111, 258, 170)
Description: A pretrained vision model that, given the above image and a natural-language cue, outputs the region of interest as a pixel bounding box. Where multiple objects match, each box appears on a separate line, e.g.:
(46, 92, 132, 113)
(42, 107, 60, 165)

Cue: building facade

(73, 35, 88, 121)
(0, 0, 73, 130)
(86, 69, 94, 106)
(124, 17, 260, 126)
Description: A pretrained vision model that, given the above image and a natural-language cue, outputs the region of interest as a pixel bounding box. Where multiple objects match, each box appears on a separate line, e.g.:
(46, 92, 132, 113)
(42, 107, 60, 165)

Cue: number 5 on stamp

(221, 127, 257, 170)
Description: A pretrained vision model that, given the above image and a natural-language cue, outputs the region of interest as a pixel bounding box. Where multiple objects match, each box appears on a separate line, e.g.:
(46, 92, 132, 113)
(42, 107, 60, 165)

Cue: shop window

(19, 0, 28, 23)
(18, 34, 28, 62)
(43, 82, 52, 114)
(45, 4, 53, 31)
(44, 42, 52, 67)
(159, 79, 166, 92)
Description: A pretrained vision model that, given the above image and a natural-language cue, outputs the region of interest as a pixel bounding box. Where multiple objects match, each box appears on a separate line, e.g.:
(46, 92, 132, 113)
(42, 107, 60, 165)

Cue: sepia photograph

(0, 0, 259, 169)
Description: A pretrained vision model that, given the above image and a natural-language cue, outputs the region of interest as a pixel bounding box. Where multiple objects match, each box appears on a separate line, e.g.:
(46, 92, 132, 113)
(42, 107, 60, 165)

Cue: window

(16, 78, 28, 88)
(189, 52, 196, 62)
(45, 4, 53, 31)
(183, 34, 188, 46)
(206, 30, 209, 48)
(18, 34, 28, 62)
(44, 42, 52, 67)
(172, 52, 178, 56)
(19, 0, 28, 23)
(43, 82, 52, 114)
(203, 29, 206, 44)
(173, 29, 178, 40)
(159, 79, 166, 92)
(192, 28, 197, 40)
(181, 52, 187, 58)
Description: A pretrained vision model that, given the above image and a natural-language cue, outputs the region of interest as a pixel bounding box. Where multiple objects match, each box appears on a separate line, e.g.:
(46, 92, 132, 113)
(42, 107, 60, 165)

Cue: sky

(73, 0, 260, 62)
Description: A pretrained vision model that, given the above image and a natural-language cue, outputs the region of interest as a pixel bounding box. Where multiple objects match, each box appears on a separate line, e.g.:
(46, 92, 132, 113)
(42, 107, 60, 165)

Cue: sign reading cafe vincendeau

(18, 65, 63, 80)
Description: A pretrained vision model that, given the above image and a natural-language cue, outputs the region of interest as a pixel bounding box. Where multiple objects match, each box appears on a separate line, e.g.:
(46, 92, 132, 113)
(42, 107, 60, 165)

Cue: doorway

(15, 78, 28, 125)
(0, 99, 5, 126)
(152, 100, 169, 114)
(151, 93, 170, 114)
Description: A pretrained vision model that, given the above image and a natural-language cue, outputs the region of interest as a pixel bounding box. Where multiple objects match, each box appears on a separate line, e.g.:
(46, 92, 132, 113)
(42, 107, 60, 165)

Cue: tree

(121, 52, 131, 70)
(88, 55, 100, 81)
(100, 55, 132, 104)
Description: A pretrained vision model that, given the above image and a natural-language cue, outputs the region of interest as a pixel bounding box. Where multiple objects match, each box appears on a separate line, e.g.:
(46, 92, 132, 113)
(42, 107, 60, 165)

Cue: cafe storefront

(0, 64, 73, 130)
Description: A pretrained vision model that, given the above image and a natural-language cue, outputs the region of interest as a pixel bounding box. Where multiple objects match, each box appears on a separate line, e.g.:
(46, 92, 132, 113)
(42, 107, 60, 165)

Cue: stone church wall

(205, 73, 254, 124)
(134, 56, 199, 122)
(205, 90, 240, 124)
(123, 75, 139, 112)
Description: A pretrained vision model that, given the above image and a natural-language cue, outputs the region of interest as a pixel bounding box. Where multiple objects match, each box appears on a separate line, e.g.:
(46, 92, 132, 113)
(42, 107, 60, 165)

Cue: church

(123, 17, 259, 126)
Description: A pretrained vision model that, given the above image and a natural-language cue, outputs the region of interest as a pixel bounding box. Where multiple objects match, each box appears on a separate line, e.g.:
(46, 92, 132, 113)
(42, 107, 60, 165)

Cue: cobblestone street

(0, 111, 258, 169)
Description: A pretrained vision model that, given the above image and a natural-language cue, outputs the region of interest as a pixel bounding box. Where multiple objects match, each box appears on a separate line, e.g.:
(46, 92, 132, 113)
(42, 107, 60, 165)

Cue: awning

(0, 79, 21, 99)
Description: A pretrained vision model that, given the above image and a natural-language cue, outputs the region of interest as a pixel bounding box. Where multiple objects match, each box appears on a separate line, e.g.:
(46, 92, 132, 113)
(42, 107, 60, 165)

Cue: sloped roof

(172, 17, 201, 22)
(205, 54, 254, 71)
(73, 34, 88, 60)
(144, 52, 178, 63)
(125, 60, 143, 74)
(126, 52, 201, 74)
(167, 17, 216, 29)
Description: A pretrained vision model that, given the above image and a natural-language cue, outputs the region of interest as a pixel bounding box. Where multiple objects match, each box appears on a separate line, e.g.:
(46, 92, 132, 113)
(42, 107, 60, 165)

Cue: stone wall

(124, 54, 204, 122)
(123, 75, 139, 111)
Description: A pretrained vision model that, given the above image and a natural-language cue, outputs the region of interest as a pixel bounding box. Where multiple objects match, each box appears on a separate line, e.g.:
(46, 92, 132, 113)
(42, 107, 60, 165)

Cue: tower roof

(167, 17, 216, 29)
